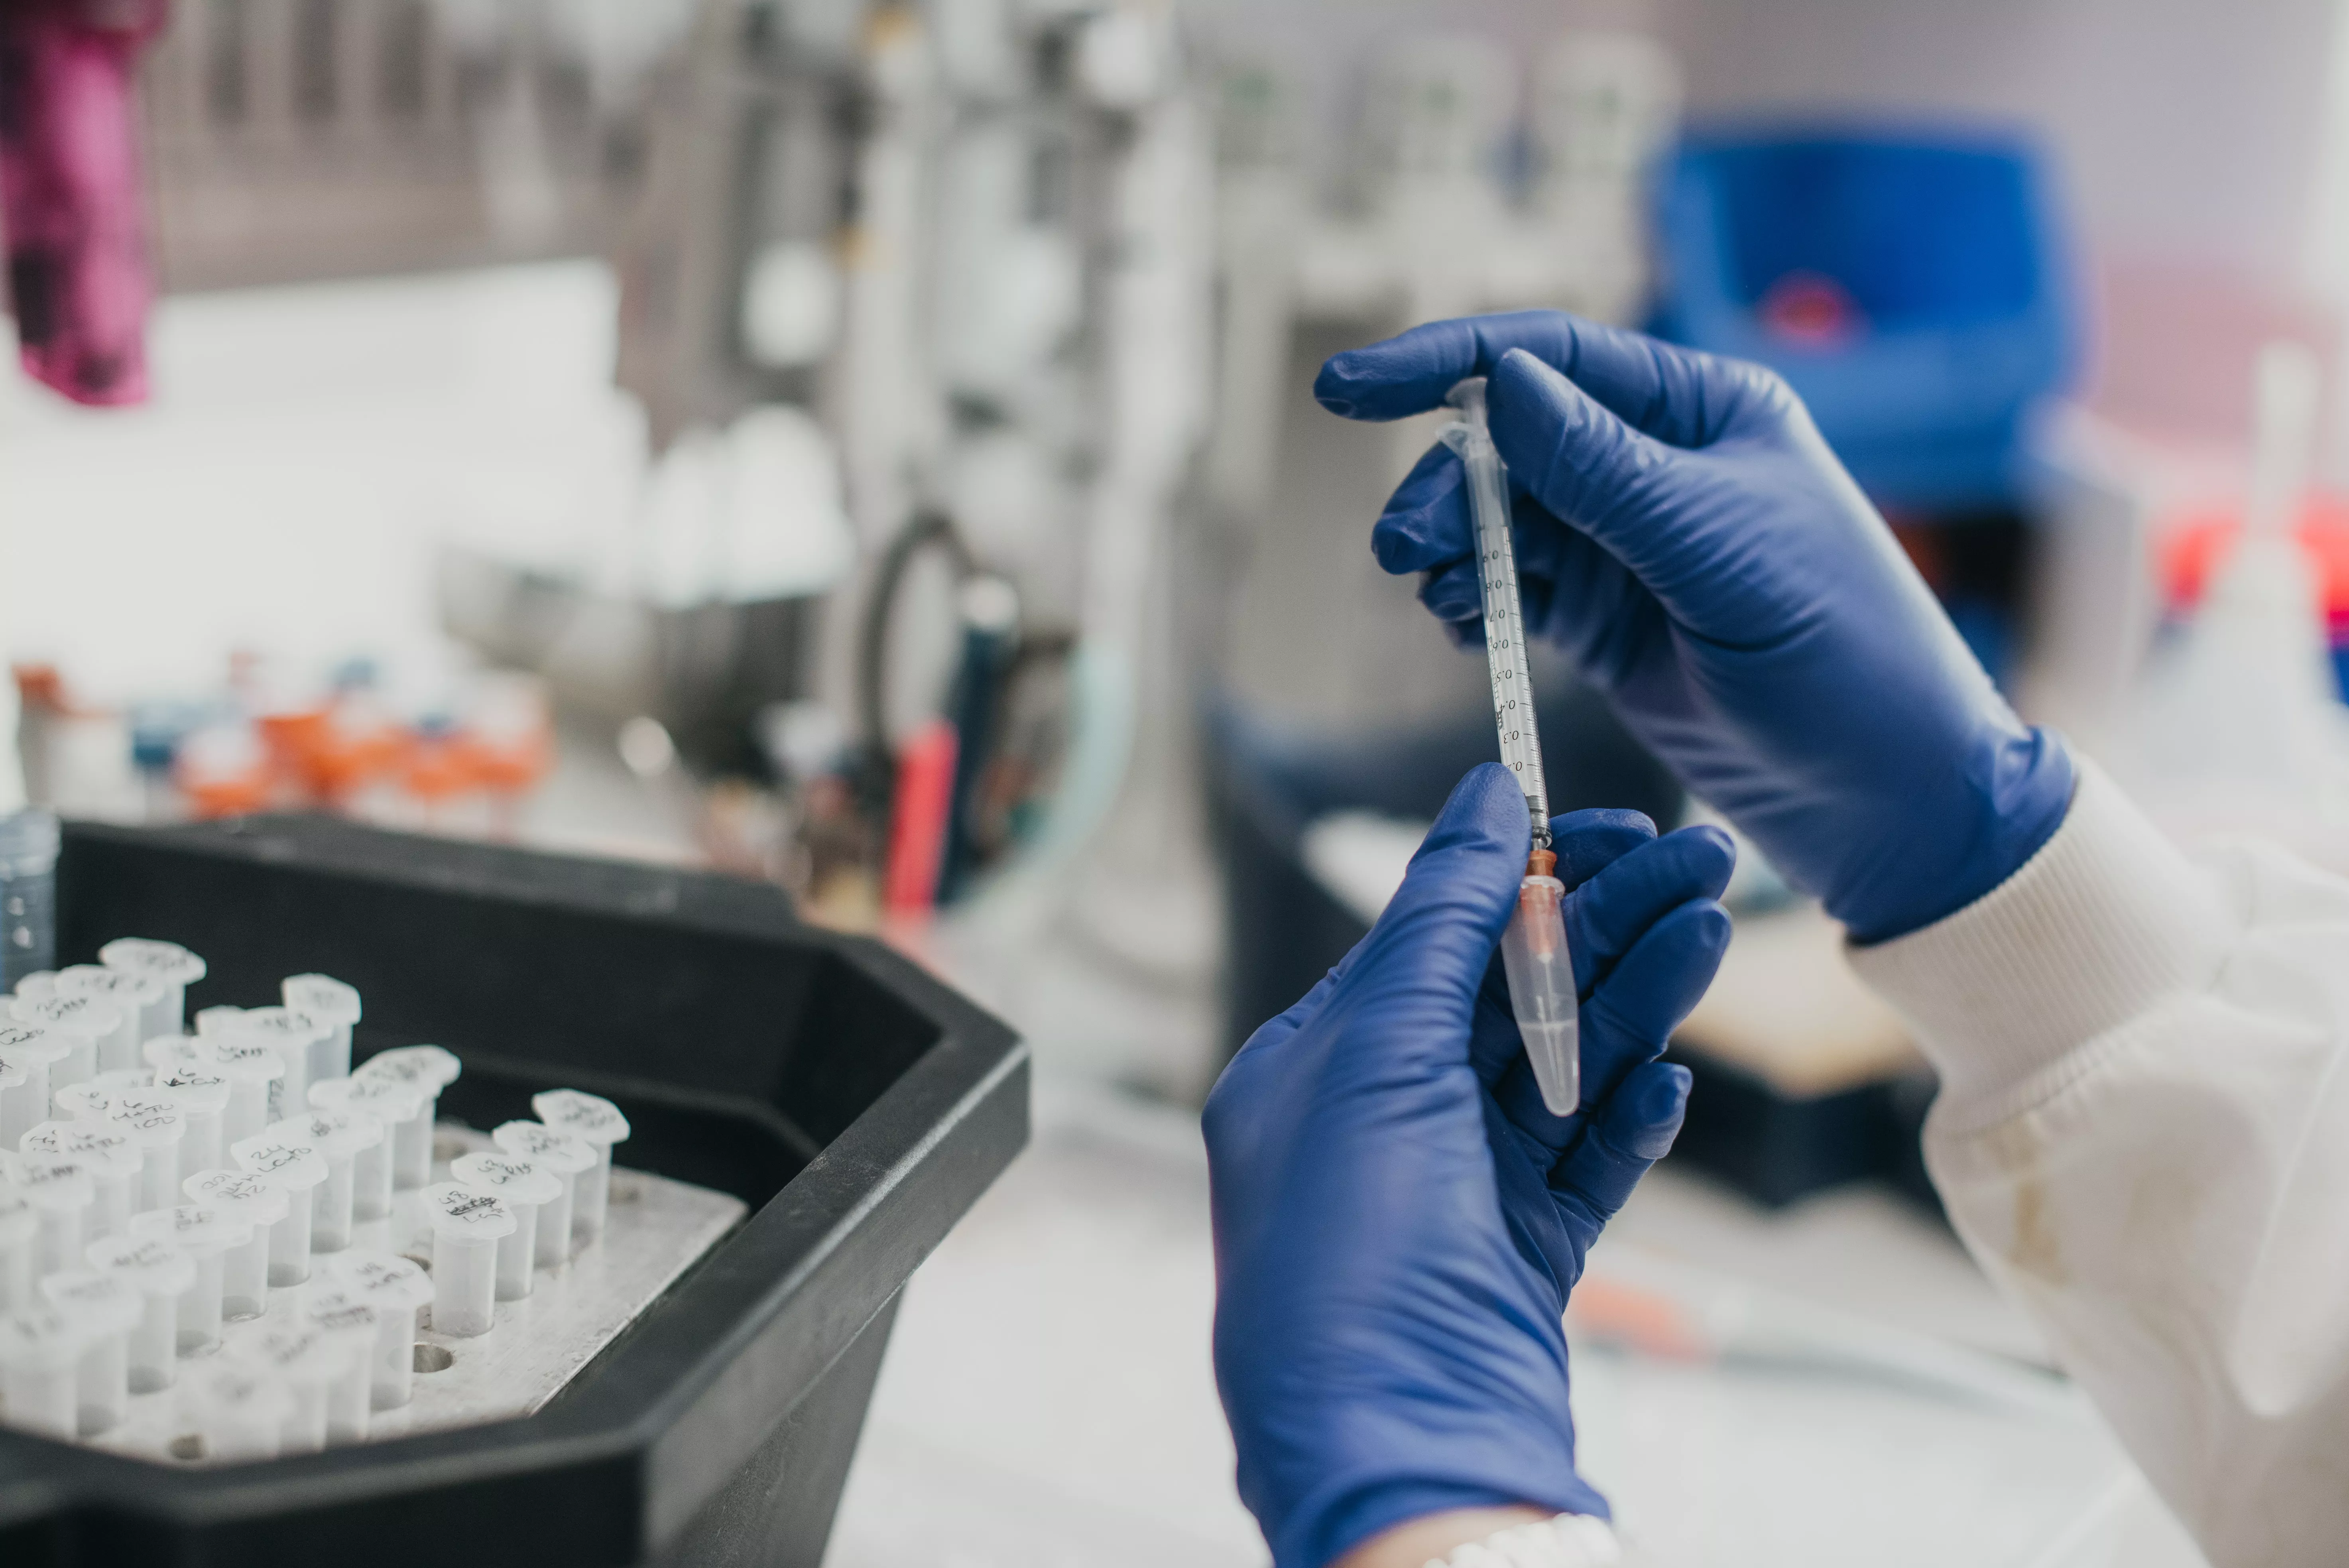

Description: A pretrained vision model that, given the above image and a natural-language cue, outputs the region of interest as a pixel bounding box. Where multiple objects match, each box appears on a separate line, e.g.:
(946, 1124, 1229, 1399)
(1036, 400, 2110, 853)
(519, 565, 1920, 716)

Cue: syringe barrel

(1501, 874, 1582, 1117)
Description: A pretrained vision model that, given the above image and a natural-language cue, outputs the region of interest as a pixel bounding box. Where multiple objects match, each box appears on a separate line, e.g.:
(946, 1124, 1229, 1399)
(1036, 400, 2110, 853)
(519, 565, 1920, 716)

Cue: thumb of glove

(1317, 762, 1533, 1078)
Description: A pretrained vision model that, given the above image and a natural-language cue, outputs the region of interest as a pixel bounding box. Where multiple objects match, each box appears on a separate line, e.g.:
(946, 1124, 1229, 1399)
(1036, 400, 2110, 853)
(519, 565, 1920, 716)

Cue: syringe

(1441, 378, 1582, 1117)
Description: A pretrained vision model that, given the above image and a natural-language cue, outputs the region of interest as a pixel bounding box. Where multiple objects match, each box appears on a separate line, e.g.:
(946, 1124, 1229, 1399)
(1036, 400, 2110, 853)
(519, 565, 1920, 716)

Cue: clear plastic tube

(1501, 874, 1582, 1116)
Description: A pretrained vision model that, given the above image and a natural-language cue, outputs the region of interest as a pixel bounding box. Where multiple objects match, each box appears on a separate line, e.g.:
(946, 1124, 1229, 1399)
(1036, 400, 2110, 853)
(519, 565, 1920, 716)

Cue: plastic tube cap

(21, 1122, 138, 1176)
(230, 1008, 329, 1052)
(104, 1091, 186, 1149)
(329, 1251, 433, 1309)
(86, 1232, 197, 1295)
(193, 1007, 246, 1038)
(450, 1151, 561, 1208)
(244, 1321, 352, 1384)
(358, 1045, 461, 1090)
(0, 1025, 71, 1068)
(98, 939, 207, 990)
(128, 1205, 253, 1257)
(56, 1070, 158, 1121)
(39, 1269, 142, 1335)
(309, 1074, 421, 1123)
(280, 976, 360, 1025)
(155, 1068, 232, 1115)
(15, 1157, 94, 1211)
(270, 1111, 381, 1159)
(425, 1182, 516, 1243)
(183, 1167, 291, 1226)
(54, 965, 159, 1018)
(491, 1121, 595, 1174)
(0, 1055, 23, 1094)
(15, 994, 121, 1047)
(530, 1090, 629, 1148)
(207, 1039, 286, 1086)
(147, 1037, 215, 1072)
(0, 1308, 88, 1369)
(305, 1289, 378, 1339)
(231, 1132, 327, 1192)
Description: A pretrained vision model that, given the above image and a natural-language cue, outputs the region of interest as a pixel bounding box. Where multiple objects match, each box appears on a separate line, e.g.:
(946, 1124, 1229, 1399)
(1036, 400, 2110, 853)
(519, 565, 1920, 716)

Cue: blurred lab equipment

(2121, 341, 2349, 866)
(0, 0, 169, 405)
(0, 809, 61, 994)
(10, 656, 555, 837)
(1652, 128, 2077, 515)
(137, 0, 691, 288)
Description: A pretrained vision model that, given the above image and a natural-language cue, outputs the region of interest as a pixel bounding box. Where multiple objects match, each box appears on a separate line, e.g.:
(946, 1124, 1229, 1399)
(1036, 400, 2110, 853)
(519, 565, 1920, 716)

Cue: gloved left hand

(1205, 763, 1733, 1568)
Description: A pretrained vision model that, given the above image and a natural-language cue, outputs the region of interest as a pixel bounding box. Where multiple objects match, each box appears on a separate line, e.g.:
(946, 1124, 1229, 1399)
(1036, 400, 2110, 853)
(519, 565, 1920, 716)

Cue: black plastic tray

(0, 814, 1029, 1568)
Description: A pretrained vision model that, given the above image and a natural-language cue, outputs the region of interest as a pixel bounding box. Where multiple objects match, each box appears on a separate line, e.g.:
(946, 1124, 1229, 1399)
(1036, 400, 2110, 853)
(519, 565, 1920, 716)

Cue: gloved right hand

(1315, 313, 2075, 942)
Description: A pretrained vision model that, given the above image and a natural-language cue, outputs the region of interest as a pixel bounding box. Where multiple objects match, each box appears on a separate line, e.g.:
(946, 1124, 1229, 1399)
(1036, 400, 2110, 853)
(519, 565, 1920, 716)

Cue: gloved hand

(1315, 312, 2074, 941)
(1205, 764, 1734, 1568)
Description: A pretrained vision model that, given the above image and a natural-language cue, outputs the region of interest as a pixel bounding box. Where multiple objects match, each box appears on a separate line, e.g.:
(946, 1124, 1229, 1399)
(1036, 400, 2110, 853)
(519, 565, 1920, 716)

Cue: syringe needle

(1443, 378, 1582, 1117)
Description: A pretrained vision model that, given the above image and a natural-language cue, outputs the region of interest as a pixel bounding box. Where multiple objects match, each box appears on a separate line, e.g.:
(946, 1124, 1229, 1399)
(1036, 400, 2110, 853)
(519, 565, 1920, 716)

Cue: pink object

(0, 0, 169, 406)
(882, 720, 959, 917)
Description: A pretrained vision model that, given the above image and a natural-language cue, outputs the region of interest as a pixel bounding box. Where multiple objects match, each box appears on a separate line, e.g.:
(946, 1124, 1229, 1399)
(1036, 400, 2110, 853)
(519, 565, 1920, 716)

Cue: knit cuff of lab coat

(1845, 759, 2232, 1119)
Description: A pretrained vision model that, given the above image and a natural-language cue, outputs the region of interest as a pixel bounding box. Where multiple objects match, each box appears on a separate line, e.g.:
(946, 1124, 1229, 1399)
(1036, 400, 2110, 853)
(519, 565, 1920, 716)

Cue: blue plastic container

(1651, 127, 2076, 512)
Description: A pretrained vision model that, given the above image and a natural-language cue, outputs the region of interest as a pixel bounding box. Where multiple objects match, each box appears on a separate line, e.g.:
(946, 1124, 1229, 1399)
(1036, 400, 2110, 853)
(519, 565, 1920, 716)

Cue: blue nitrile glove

(1205, 763, 1734, 1568)
(1314, 312, 2074, 942)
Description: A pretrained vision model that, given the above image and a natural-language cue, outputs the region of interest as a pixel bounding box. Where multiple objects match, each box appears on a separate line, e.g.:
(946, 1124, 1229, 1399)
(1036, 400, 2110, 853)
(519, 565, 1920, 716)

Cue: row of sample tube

(0, 940, 633, 1462)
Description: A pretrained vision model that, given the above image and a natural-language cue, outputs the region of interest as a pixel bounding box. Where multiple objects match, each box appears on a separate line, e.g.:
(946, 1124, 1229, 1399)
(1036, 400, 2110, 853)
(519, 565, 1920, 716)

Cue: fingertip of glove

(1672, 823, 1740, 899)
(1618, 1060, 1692, 1159)
(1313, 351, 1382, 418)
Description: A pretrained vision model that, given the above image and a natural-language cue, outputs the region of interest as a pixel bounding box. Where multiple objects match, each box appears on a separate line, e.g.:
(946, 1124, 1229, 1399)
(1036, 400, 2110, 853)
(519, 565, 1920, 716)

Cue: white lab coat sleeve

(1845, 760, 2349, 1568)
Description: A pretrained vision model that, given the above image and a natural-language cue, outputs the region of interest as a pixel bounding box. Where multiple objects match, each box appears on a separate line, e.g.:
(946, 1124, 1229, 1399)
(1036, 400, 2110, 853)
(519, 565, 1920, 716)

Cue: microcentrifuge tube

(155, 1066, 232, 1175)
(281, 974, 361, 1082)
(302, 1290, 377, 1443)
(106, 1090, 187, 1215)
(22, 1122, 138, 1239)
(38, 1268, 141, 1435)
(230, 1129, 327, 1285)
(15, 994, 118, 1094)
(242, 1322, 353, 1455)
(16, 1155, 95, 1275)
(0, 1025, 67, 1142)
(9, 972, 57, 1007)
(490, 1121, 594, 1268)
(193, 1005, 244, 1038)
(328, 1252, 433, 1411)
(0, 1185, 37, 1310)
(53, 966, 157, 1074)
(530, 1090, 630, 1244)
(451, 1152, 561, 1300)
(424, 1182, 514, 1337)
(85, 1233, 197, 1393)
(98, 938, 207, 1041)
(228, 1009, 328, 1123)
(182, 1359, 289, 1464)
(309, 1074, 416, 1221)
(357, 1046, 460, 1190)
(206, 1037, 285, 1149)
(268, 1110, 380, 1253)
(128, 1205, 250, 1356)
(180, 1168, 285, 1321)
(0, 1308, 89, 1440)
